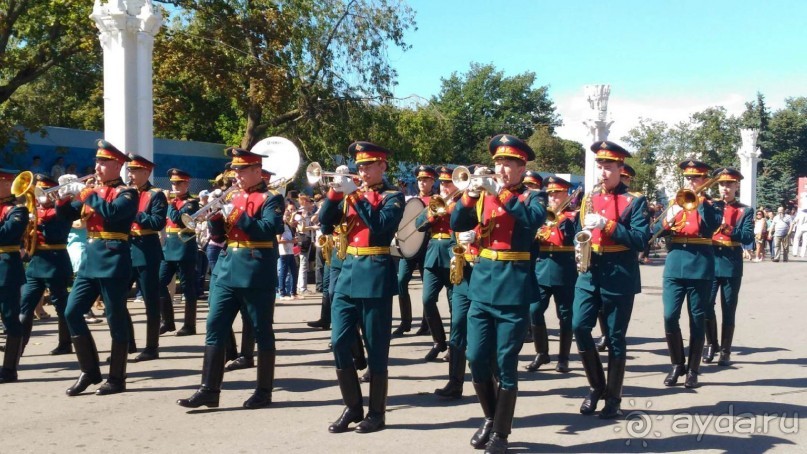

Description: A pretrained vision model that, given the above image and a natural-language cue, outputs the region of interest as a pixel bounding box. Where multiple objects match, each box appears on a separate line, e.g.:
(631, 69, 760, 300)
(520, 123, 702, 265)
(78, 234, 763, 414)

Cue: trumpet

(34, 174, 96, 202)
(181, 185, 238, 230)
(451, 165, 504, 195)
(306, 162, 359, 186)
(648, 175, 720, 244)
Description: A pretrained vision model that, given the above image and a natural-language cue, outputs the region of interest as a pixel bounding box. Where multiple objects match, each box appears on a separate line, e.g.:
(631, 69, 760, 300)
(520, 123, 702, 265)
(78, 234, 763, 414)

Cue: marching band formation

(0, 135, 754, 453)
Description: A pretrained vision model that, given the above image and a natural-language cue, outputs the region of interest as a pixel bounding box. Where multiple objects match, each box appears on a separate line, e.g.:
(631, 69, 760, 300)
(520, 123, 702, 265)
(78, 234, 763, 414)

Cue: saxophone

(334, 224, 348, 260)
(318, 234, 334, 266)
(449, 242, 467, 285)
(574, 184, 599, 273)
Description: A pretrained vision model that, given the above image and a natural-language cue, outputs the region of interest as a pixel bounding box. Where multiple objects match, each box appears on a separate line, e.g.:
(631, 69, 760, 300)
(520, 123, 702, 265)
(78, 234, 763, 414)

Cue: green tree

(765, 97, 807, 177)
(621, 118, 670, 201)
(527, 125, 584, 175)
(688, 107, 741, 167)
(757, 162, 797, 209)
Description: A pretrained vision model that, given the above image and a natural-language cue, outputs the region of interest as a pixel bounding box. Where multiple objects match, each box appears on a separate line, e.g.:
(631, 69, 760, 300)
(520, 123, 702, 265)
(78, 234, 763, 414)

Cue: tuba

(11, 171, 38, 257)
(251, 136, 301, 196)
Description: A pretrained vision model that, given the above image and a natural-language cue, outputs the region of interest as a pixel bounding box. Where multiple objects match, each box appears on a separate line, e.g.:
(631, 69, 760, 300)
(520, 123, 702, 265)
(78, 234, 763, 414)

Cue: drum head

(391, 197, 427, 259)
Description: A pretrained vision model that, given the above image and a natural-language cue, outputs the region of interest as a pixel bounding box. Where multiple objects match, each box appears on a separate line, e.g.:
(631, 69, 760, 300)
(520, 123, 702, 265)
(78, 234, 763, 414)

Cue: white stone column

(91, 0, 162, 178)
(737, 128, 761, 208)
(582, 85, 613, 191)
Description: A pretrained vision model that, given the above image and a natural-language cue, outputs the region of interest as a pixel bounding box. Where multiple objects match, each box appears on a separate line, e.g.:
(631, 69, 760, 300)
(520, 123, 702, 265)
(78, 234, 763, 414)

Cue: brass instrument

(648, 175, 720, 244)
(574, 183, 600, 273)
(449, 243, 466, 285)
(11, 171, 38, 257)
(306, 162, 360, 186)
(34, 174, 95, 202)
(334, 224, 349, 260)
(318, 234, 334, 266)
(544, 186, 583, 225)
(451, 165, 503, 195)
(181, 185, 239, 230)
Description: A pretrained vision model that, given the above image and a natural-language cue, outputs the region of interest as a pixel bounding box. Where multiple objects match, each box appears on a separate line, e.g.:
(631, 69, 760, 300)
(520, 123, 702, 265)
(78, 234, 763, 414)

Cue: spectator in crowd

(51, 157, 66, 179)
(771, 207, 792, 262)
(277, 203, 298, 300)
(195, 190, 211, 298)
(31, 156, 45, 173)
(295, 194, 315, 296)
(793, 207, 807, 257)
(312, 193, 325, 292)
(66, 163, 77, 175)
(765, 210, 774, 256)
(753, 210, 768, 262)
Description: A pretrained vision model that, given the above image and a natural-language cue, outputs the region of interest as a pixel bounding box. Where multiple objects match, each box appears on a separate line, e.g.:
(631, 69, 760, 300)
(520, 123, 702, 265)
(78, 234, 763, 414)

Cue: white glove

(666, 205, 684, 225)
(58, 182, 85, 199)
(584, 213, 608, 230)
(58, 174, 78, 186)
(37, 193, 49, 205)
(335, 165, 350, 175)
(331, 175, 358, 194)
(220, 203, 235, 218)
(457, 230, 477, 244)
(210, 189, 223, 199)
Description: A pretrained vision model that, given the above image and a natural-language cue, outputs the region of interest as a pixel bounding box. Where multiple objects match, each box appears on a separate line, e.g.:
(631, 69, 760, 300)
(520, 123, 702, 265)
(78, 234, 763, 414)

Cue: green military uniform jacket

(535, 210, 578, 287)
(130, 184, 167, 267)
(575, 183, 650, 296)
(26, 199, 81, 280)
(451, 184, 547, 305)
(209, 182, 283, 289)
(164, 194, 199, 261)
(0, 199, 28, 286)
(654, 197, 721, 280)
(712, 199, 754, 278)
(70, 179, 138, 279)
(319, 182, 405, 299)
(415, 195, 460, 270)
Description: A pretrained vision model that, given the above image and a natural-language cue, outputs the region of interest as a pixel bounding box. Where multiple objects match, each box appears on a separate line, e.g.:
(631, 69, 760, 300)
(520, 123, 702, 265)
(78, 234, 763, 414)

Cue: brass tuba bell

(11, 171, 38, 257)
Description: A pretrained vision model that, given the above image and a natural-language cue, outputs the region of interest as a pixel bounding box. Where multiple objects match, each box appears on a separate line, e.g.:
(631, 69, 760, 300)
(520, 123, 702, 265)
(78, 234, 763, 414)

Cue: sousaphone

(250, 136, 301, 196)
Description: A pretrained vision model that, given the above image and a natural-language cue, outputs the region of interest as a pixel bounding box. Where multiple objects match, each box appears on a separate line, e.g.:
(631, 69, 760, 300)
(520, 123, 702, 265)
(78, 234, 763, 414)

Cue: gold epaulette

(629, 191, 643, 198)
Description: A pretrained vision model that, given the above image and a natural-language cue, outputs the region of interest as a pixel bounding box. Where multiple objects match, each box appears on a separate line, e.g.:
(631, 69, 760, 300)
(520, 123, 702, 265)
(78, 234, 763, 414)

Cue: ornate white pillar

(737, 128, 761, 208)
(91, 0, 162, 175)
(582, 85, 614, 191)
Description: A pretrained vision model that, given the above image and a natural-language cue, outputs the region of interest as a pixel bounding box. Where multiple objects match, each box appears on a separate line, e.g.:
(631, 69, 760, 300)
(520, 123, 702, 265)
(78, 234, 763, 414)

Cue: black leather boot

(664, 331, 686, 386)
(525, 324, 550, 371)
(434, 346, 465, 399)
(717, 324, 734, 366)
(96, 341, 128, 395)
(126, 312, 137, 353)
(177, 345, 226, 408)
(243, 350, 275, 409)
(50, 314, 73, 355)
(20, 314, 34, 355)
(308, 291, 331, 329)
(599, 356, 626, 419)
(66, 335, 103, 396)
(355, 371, 387, 433)
(423, 306, 447, 362)
(0, 336, 23, 383)
(579, 350, 605, 415)
(328, 367, 364, 433)
(685, 334, 705, 389)
(485, 387, 517, 454)
(159, 296, 176, 334)
(470, 379, 497, 449)
(134, 316, 160, 362)
(176, 297, 197, 336)
(225, 354, 255, 371)
(555, 327, 573, 373)
(392, 292, 412, 337)
(595, 310, 610, 352)
(414, 314, 430, 336)
(702, 318, 718, 363)
(226, 329, 239, 361)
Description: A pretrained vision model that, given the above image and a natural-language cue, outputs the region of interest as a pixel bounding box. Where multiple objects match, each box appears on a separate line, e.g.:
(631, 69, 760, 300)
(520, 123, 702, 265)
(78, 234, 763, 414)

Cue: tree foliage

(527, 125, 583, 175)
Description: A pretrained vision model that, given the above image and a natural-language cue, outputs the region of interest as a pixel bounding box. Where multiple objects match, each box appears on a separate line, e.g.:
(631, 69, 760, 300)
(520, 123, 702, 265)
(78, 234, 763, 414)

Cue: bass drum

(391, 197, 427, 259)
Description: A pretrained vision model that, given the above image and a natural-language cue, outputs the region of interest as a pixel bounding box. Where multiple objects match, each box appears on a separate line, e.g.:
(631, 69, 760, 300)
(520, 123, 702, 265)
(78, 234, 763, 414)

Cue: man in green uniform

(159, 168, 199, 336)
(451, 134, 547, 453)
(572, 141, 650, 419)
(655, 160, 720, 389)
(527, 176, 577, 373)
(62, 140, 138, 396)
(318, 142, 404, 434)
(416, 166, 461, 362)
(705, 168, 754, 366)
(392, 166, 435, 337)
(19, 175, 81, 357)
(126, 155, 167, 361)
(0, 168, 29, 383)
(177, 147, 284, 409)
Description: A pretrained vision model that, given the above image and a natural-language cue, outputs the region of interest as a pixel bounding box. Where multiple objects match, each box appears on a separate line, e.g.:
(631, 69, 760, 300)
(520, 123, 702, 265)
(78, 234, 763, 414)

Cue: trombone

(34, 174, 95, 202)
(306, 162, 359, 186)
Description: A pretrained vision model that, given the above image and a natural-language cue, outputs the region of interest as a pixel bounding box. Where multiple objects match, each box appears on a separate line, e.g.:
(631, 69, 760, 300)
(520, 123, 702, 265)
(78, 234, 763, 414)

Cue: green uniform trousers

(65, 276, 129, 343)
(331, 293, 392, 373)
(662, 277, 710, 339)
(448, 264, 473, 351)
(530, 284, 573, 331)
(466, 299, 529, 390)
(0, 285, 22, 337)
(130, 264, 160, 320)
(708, 276, 742, 327)
(20, 277, 69, 320)
(572, 288, 635, 359)
(205, 283, 275, 352)
(422, 266, 452, 311)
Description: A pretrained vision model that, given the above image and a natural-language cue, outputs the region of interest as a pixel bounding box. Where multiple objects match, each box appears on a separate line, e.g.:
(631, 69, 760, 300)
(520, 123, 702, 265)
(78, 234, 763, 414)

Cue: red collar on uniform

(102, 178, 124, 188)
(246, 181, 267, 193)
(367, 183, 385, 192)
(138, 182, 153, 192)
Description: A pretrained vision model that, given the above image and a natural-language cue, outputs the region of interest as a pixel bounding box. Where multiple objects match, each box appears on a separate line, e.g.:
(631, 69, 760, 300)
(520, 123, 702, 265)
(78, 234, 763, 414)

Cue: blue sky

(388, 0, 807, 143)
